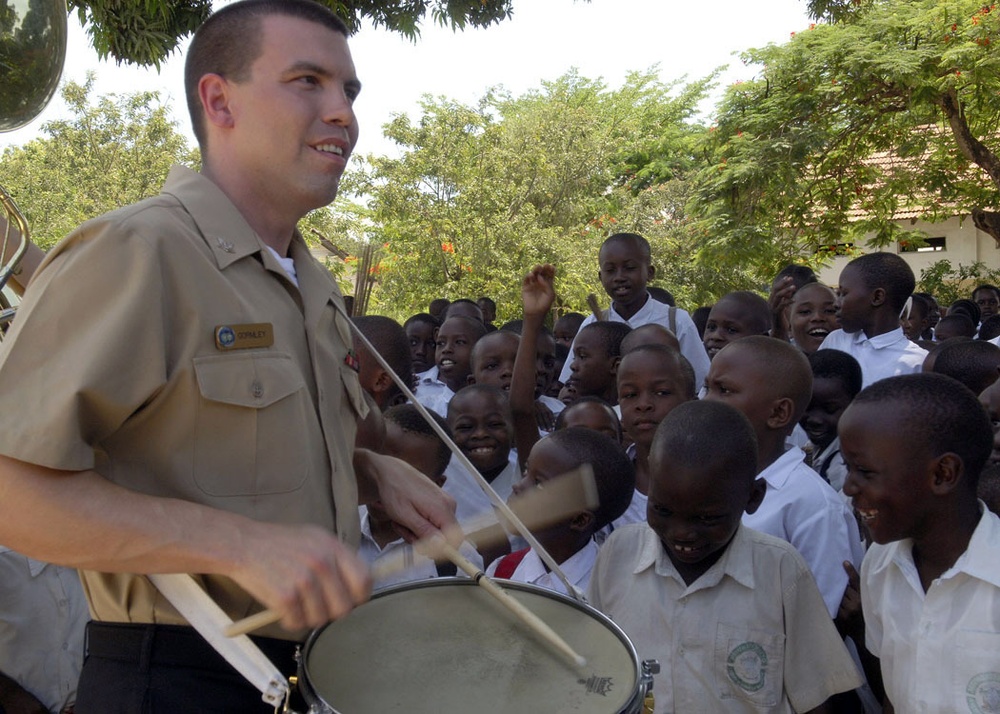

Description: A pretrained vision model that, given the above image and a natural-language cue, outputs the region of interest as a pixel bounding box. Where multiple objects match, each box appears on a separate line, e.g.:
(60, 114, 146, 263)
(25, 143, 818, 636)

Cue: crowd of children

(344, 233, 999, 713)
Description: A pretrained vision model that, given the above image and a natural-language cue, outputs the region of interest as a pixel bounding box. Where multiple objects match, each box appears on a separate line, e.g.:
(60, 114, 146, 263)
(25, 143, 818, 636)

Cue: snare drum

(297, 578, 651, 713)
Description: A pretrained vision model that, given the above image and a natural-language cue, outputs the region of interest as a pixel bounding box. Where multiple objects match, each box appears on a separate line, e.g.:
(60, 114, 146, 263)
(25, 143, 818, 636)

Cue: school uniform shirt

(743, 446, 866, 617)
(558, 295, 711, 392)
(485, 539, 599, 597)
(537, 393, 566, 422)
(0, 548, 89, 713)
(809, 436, 849, 492)
(588, 523, 862, 714)
(818, 327, 927, 388)
(442, 453, 520, 524)
(357, 507, 482, 591)
(861, 505, 1000, 714)
(411, 365, 454, 417)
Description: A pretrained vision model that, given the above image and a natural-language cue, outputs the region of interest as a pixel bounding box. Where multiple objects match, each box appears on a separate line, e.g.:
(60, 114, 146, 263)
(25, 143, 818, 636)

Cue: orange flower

(441, 242, 455, 253)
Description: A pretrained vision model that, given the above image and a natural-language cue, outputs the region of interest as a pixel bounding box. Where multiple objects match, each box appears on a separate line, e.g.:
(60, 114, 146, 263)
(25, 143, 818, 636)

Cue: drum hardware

(640, 660, 660, 714)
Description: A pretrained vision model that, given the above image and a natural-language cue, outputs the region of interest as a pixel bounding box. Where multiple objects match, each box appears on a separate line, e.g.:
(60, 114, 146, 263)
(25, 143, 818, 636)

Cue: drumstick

(223, 466, 598, 638)
(421, 538, 587, 670)
(586, 293, 605, 321)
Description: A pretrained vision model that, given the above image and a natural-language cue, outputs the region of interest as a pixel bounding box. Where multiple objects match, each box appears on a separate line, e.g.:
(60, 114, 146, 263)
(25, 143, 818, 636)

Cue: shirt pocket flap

(194, 352, 304, 409)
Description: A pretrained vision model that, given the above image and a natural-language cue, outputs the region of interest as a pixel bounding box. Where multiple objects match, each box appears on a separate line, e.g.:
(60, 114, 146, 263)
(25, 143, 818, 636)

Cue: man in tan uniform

(0, 0, 454, 710)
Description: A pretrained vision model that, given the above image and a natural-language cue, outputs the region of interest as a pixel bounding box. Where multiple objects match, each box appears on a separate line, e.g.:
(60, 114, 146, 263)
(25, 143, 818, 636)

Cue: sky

(0, 0, 812, 156)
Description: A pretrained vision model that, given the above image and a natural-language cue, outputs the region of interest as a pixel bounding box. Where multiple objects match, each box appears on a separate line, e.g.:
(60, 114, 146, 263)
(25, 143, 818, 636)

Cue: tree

(1, 76, 198, 249)
(689, 0, 1000, 283)
(332, 69, 712, 321)
(68, 0, 521, 68)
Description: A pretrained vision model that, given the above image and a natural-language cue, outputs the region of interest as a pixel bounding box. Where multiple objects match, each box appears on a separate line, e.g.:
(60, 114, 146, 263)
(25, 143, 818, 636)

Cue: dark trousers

(75, 623, 301, 714)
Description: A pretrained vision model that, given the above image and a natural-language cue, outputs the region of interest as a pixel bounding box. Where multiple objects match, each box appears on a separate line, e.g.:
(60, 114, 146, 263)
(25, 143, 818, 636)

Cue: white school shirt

(587, 524, 863, 714)
(743, 446, 866, 617)
(442, 454, 520, 524)
(411, 365, 454, 417)
(559, 295, 710, 392)
(356, 507, 482, 590)
(485, 539, 599, 597)
(0, 547, 89, 713)
(861, 505, 1000, 714)
(818, 327, 927, 388)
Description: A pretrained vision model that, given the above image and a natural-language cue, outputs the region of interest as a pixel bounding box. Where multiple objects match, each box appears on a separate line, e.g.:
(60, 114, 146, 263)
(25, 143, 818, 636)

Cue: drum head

(303, 579, 639, 713)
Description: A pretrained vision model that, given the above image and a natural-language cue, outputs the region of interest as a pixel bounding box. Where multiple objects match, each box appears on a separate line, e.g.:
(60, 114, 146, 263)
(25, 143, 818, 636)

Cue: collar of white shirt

(634, 523, 756, 594)
(852, 327, 907, 349)
(757, 445, 807, 490)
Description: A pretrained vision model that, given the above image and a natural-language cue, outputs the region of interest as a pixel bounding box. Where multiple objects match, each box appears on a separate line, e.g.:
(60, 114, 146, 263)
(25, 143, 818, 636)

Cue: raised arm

(510, 264, 556, 471)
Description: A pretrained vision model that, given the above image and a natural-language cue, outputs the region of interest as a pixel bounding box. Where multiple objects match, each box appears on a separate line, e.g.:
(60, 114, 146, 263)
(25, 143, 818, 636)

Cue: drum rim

(299, 577, 644, 713)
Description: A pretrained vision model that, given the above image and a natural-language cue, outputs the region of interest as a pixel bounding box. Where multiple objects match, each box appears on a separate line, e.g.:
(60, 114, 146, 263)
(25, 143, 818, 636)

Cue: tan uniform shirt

(588, 523, 862, 714)
(0, 166, 366, 639)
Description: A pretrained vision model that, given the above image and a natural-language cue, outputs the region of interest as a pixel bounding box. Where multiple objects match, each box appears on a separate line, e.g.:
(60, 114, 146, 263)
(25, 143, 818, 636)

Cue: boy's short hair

(948, 299, 981, 326)
(403, 312, 440, 331)
(447, 383, 510, 420)
(807, 349, 863, 400)
(477, 296, 496, 311)
(498, 319, 523, 334)
(620, 323, 681, 355)
(443, 299, 484, 323)
(691, 305, 712, 339)
(847, 252, 915, 314)
(440, 314, 489, 341)
(428, 298, 450, 319)
(730, 336, 813, 423)
(651, 400, 758, 485)
(620, 344, 696, 399)
(577, 321, 632, 358)
(554, 396, 623, 441)
(905, 293, 930, 320)
(773, 264, 818, 291)
(717, 290, 772, 335)
(383, 403, 453, 479)
(555, 312, 586, 334)
(470, 330, 520, 364)
(973, 284, 1000, 301)
(352, 315, 412, 395)
(936, 313, 977, 339)
(931, 339, 1000, 396)
(185, 0, 348, 147)
(852, 373, 993, 490)
(545, 427, 634, 530)
(979, 314, 1000, 342)
(602, 233, 651, 261)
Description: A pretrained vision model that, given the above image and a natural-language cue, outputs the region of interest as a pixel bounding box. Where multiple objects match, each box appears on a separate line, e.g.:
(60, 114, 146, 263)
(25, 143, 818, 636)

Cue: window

(899, 236, 946, 253)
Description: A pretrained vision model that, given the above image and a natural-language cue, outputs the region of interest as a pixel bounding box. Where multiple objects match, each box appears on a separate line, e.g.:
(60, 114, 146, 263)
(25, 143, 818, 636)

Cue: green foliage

(329, 69, 712, 322)
(1, 75, 199, 249)
(690, 0, 1000, 289)
(916, 259, 1000, 306)
(67, 0, 520, 67)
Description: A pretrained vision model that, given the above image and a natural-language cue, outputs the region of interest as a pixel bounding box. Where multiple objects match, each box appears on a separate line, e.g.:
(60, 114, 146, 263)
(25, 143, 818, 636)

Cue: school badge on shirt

(214, 323, 274, 350)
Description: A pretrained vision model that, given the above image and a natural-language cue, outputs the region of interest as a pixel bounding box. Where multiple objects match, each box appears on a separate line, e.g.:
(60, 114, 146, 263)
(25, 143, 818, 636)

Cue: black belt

(84, 622, 300, 675)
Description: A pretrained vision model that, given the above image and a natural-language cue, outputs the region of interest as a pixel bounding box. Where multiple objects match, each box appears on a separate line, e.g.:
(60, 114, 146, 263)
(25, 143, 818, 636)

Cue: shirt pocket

(715, 622, 786, 709)
(192, 352, 311, 496)
(952, 629, 1000, 713)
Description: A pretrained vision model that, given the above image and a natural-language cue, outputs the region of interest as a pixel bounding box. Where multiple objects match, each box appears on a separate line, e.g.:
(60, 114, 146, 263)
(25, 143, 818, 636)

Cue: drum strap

(493, 548, 530, 579)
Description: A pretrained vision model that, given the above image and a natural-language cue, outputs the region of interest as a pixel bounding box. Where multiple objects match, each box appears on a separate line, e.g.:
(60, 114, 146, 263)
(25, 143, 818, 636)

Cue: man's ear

(199, 73, 235, 130)
(610, 355, 621, 375)
(765, 397, 795, 431)
(372, 368, 394, 396)
(570, 510, 595, 532)
(744, 478, 767, 515)
(467, 373, 476, 386)
(929, 452, 964, 495)
(871, 287, 887, 308)
(647, 263, 656, 280)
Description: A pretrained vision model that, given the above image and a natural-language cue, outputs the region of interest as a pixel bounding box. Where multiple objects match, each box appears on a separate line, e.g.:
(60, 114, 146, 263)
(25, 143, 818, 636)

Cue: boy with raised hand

(841, 373, 1000, 713)
(704, 336, 865, 618)
(558, 232, 710, 390)
(589, 400, 861, 713)
(819, 252, 926, 388)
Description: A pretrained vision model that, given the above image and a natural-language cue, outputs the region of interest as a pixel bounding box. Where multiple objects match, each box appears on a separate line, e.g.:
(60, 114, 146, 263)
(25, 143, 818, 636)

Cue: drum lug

(640, 659, 660, 714)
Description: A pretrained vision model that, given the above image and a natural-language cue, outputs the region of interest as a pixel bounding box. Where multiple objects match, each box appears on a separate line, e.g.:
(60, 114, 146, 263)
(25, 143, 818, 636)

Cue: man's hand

(522, 265, 556, 318)
(355, 449, 457, 542)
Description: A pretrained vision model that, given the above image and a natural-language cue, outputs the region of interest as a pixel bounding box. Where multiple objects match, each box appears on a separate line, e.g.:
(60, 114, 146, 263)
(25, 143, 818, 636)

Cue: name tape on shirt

(214, 323, 274, 350)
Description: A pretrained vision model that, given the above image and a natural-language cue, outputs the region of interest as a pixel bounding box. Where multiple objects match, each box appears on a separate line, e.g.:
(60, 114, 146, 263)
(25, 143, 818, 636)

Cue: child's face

(979, 381, 1000, 466)
(974, 288, 1000, 320)
(598, 240, 651, 310)
(553, 318, 578, 348)
(618, 351, 691, 450)
(435, 318, 478, 387)
(535, 333, 558, 397)
(567, 328, 618, 399)
(835, 265, 874, 334)
(702, 299, 763, 361)
(647, 455, 763, 584)
(900, 303, 929, 342)
(369, 422, 445, 527)
(448, 390, 512, 476)
(789, 283, 839, 353)
(800, 376, 852, 452)
(559, 402, 621, 443)
(513, 436, 578, 496)
(406, 321, 438, 375)
(840, 402, 935, 545)
(702, 346, 777, 442)
(471, 332, 519, 392)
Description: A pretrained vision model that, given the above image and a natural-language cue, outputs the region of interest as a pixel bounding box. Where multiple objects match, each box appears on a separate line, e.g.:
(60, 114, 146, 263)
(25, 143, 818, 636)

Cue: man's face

(221, 16, 360, 215)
